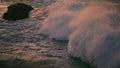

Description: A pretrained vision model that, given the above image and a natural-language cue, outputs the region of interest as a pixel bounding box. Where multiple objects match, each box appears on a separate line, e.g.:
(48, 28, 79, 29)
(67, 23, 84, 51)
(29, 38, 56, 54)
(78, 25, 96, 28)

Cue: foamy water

(0, 0, 92, 68)
(0, 0, 120, 68)
(40, 0, 120, 68)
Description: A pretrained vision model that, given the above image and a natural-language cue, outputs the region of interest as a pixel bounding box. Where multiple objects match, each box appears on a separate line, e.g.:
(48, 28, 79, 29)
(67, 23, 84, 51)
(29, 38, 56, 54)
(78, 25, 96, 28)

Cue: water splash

(40, 0, 120, 68)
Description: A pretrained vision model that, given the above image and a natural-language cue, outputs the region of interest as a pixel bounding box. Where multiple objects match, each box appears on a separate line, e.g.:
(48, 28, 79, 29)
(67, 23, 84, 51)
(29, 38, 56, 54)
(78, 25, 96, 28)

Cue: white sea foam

(40, 0, 120, 68)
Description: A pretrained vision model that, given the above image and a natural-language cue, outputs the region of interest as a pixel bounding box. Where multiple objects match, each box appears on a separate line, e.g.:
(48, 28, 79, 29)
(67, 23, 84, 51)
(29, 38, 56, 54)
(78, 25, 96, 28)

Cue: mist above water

(40, 0, 120, 68)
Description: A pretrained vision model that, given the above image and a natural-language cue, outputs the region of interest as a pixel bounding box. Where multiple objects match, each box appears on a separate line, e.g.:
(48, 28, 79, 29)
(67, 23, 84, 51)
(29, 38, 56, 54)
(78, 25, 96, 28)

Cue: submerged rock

(3, 3, 34, 20)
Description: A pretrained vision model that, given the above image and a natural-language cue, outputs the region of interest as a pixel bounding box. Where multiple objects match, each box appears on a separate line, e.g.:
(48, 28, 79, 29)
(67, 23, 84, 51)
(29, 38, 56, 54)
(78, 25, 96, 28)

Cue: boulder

(3, 3, 33, 20)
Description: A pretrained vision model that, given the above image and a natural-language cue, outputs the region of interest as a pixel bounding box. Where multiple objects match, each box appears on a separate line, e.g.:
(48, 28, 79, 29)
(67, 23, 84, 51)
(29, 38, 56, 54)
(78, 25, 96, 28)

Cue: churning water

(0, 0, 120, 68)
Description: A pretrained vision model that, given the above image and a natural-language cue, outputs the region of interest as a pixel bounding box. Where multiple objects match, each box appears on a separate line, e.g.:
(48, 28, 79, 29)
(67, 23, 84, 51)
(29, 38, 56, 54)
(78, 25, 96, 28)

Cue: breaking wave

(40, 0, 120, 68)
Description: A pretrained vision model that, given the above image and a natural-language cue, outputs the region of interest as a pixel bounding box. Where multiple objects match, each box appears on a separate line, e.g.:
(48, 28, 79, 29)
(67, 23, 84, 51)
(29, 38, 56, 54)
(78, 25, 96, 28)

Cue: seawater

(0, 0, 92, 68)
(40, 0, 120, 68)
(0, 0, 120, 68)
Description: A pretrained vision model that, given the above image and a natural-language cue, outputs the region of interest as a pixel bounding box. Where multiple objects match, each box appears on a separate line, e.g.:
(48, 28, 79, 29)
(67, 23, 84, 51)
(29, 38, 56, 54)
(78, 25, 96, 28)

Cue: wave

(39, 0, 120, 68)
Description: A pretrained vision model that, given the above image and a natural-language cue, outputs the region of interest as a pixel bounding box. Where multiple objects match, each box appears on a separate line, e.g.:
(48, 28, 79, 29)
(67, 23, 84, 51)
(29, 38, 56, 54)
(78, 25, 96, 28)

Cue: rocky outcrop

(3, 3, 33, 20)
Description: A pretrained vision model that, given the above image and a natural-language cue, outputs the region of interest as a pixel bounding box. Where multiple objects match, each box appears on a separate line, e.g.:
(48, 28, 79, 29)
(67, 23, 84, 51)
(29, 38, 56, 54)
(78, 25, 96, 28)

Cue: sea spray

(40, 0, 120, 68)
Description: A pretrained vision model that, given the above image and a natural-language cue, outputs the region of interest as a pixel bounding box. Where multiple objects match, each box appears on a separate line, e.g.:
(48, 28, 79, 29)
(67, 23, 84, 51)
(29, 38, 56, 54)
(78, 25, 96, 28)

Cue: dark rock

(3, 3, 34, 20)
(68, 56, 95, 68)
(52, 38, 68, 43)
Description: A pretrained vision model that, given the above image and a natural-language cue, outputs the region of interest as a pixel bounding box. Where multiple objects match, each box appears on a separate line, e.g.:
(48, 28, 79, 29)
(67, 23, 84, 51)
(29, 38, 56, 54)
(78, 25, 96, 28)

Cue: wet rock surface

(3, 3, 33, 20)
